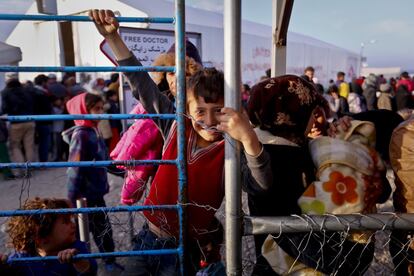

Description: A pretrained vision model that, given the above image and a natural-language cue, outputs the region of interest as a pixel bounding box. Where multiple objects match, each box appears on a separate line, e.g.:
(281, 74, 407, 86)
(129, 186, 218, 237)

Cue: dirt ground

(0, 168, 396, 275)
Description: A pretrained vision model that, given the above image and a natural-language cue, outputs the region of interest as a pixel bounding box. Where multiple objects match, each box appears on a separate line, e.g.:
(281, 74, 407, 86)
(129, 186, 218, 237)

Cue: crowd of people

(297, 66, 414, 118)
(0, 72, 122, 180)
(0, 8, 414, 276)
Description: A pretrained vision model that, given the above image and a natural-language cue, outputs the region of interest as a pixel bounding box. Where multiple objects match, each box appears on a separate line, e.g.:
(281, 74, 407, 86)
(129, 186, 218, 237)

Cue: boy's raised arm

(89, 9, 174, 138)
(88, 10, 131, 61)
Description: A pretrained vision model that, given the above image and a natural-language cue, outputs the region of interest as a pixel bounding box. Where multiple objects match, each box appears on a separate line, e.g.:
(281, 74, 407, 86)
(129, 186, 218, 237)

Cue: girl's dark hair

(187, 68, 224, 103)
(243, 84, 251, 91)
(85, 93, 103, 112)
(328, 84, 339, 94)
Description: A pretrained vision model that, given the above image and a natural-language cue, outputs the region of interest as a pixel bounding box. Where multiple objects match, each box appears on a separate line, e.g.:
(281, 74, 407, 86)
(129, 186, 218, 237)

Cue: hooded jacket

(362, 74, 378, 111)
(63, 93, 109, 203)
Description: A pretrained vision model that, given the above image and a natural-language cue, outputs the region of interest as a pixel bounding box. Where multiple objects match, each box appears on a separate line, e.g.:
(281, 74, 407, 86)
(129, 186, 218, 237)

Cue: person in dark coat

(32, 74, 54, 162)
(362, 73, 378, 110)
(1, 75, 35, 177)
(395, 83, 414, 111)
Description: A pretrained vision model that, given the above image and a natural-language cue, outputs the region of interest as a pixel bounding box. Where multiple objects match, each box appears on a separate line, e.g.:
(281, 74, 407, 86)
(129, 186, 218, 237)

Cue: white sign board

(101, 27, 201, 66)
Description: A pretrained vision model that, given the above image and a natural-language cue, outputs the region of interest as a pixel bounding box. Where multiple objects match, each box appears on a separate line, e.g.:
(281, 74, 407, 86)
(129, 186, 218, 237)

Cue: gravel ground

(0, 168, 398, 275)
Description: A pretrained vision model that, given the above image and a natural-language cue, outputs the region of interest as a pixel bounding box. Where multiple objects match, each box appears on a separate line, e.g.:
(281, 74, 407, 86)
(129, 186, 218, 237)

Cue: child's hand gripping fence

(0, 1, 188, 274)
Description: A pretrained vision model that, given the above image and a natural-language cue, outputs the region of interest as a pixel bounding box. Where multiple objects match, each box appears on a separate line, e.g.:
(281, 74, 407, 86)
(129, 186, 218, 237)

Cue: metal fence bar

(76, 198, 90, 246)
(224, 0, 242, 275)
(0, 205, 179, 217)
(0, 160, 176, 169)
(174, 0, 187, 275)
(244, 214, 414, 235)
(0, 65, 174, 73)
(0, 14, 174, 24)
(7, 249, 179, 263)
(1, 113, 176, 122)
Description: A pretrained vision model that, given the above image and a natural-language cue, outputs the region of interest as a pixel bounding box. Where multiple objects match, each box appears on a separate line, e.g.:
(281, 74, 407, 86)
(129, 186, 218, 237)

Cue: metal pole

(271, 0, 287, 77)
(118, 74, 128, 133)
(175, 0, 188, 275)
(76, 198, 90, 250)
(359, 42, 364, 77)
(244, 214, 414, 235)
(224, 0, 242, 275)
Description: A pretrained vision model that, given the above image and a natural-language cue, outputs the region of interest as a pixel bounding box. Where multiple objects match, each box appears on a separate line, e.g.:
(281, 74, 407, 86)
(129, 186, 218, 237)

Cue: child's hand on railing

(88, 9, 119, 39)
(216, 107, 262, 157)
(57, 248, 78, 263)
(58, 248, 92, 274)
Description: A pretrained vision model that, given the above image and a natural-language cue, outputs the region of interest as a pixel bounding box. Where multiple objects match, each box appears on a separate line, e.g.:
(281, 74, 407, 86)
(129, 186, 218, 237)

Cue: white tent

(0, 41, 22, 65)
(6, 0, 359, 86)
(0, 41, 22, 92)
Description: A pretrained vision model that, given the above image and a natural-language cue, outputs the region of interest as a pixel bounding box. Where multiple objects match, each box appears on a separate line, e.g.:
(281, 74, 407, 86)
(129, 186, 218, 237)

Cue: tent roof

(120, 0, 357, 55)
(0, 41, 22, 64)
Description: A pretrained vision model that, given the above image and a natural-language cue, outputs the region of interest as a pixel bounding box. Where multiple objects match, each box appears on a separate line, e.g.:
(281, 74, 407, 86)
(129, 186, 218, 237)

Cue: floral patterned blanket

(262, 120, 386, 275)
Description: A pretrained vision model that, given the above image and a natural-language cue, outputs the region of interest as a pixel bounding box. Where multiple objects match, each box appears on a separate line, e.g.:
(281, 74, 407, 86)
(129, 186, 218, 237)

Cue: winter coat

(63, 93, 109, 203)
(1, 85, 34, 122)
(377, 93, 393, 110)
(363, 85, 377, 110)
(110, 103, 163, 205)
(390, 117, 414, 213)
(395, 85, 414, 110)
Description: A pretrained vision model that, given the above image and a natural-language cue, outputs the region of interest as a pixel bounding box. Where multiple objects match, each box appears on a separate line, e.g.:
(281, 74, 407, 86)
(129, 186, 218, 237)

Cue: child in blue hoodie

(63, 92, 121, 271)
(1, 197, 97, 276)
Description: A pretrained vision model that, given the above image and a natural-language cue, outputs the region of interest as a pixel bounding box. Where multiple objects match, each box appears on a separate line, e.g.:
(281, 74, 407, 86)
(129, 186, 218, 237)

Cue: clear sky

(1, 0, 413, 70)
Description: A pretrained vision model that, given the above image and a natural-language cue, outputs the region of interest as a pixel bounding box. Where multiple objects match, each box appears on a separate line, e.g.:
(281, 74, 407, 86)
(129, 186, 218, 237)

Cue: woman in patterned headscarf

(245, 75, 375, 275)
(247, 75, 330, 146)
(245, 75, 329, 275)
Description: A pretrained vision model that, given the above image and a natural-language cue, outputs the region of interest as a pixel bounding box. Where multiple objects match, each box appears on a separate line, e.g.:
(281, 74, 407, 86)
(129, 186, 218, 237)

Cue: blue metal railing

(0, 160, 176, 169)
(0, 14, 174, 24)
(0, 205, 179, 217)
(9, 249, 180, 262)
(0, 65, 175, 73)
(0, 2, 188, 274)
(0, 113, 176, 122)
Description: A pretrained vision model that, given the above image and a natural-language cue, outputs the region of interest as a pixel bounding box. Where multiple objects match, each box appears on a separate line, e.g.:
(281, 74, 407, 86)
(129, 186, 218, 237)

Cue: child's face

(187, 92, 224, 144)
(45, 215, 77, 251)
(110, 94, 118, 102)
(89, 101, 104, 114)
(166, 72, 192, 97)
(53, 99, 62, 107)
(166, 72, 177, 96)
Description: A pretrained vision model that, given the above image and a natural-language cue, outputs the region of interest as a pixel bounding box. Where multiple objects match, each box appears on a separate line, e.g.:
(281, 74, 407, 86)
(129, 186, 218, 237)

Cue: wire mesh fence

(1, 164, 413, 275)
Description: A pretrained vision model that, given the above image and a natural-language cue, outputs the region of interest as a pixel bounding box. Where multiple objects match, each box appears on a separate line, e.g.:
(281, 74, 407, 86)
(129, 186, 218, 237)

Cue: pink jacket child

(110, 102, 163, 205)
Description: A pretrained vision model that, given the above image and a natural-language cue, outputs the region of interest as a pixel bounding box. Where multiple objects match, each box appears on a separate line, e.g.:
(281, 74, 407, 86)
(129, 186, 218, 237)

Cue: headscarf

(362, 73, 378, 89)
(247, 75, 329, 145)
(66, 92, 96, 127)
